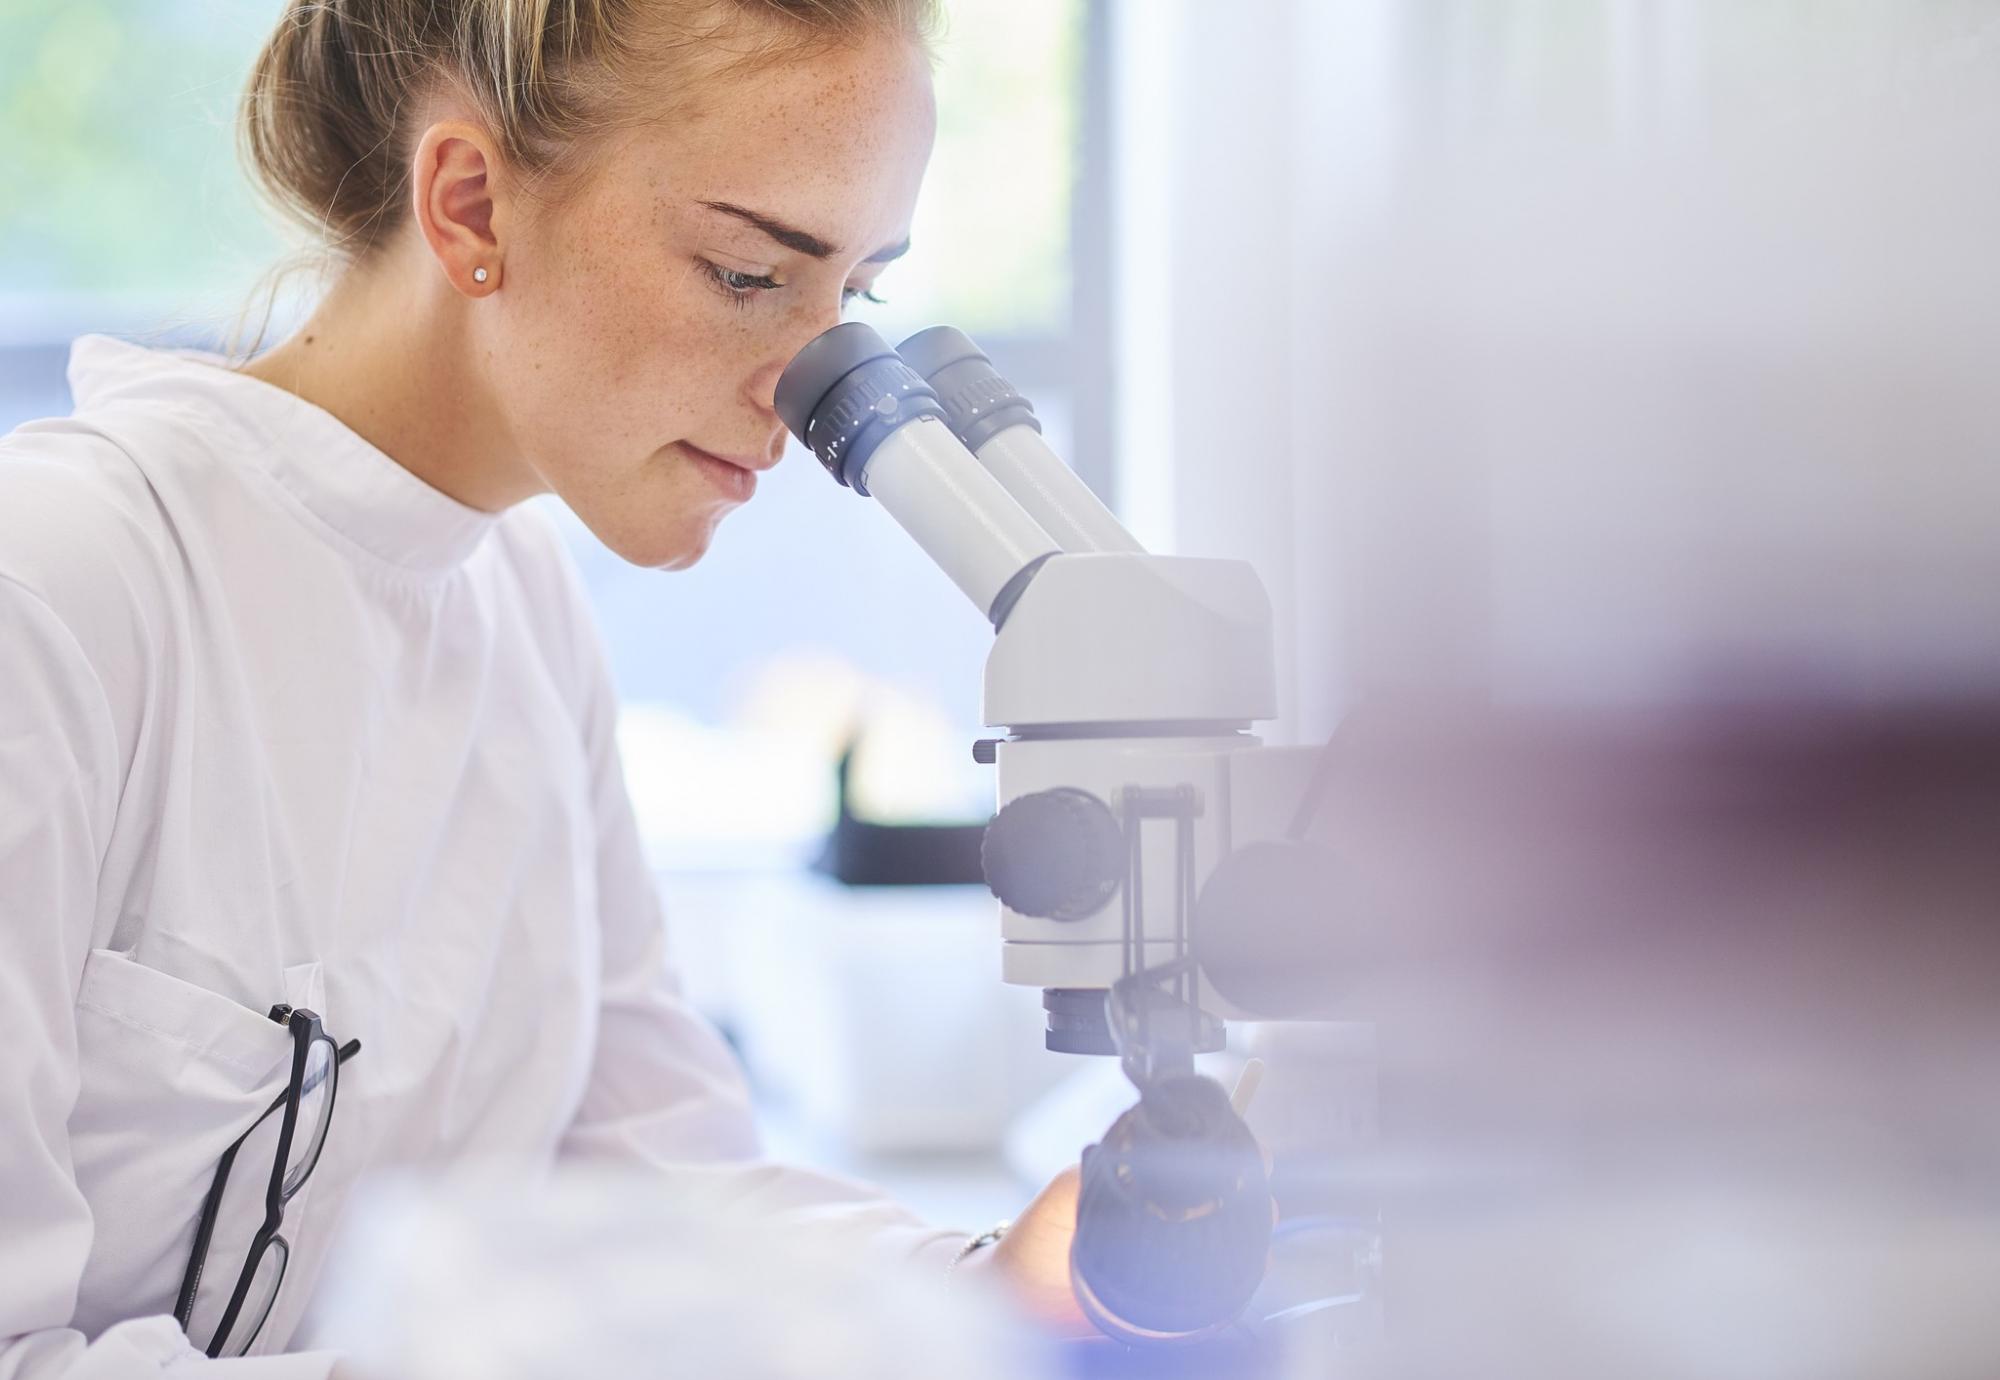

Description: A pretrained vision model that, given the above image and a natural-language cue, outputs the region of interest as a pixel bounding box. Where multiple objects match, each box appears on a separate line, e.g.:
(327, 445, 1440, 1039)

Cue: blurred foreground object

(306, 1169, 1032, 1380)
(1295, 703, 2000, 1380)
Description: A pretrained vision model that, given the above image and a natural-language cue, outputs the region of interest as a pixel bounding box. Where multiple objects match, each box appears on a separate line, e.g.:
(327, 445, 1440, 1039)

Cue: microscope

(775, 324, 1340, 1346)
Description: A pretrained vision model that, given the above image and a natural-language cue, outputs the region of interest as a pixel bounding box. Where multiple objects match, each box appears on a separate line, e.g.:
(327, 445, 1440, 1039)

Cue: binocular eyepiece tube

(775, 321, 1144, 628)
(775, 322, 1062, 627)
(896, 326, 1143, 557)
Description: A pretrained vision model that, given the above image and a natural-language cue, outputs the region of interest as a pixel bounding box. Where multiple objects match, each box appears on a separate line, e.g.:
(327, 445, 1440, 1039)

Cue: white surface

(858, 415, 1057, 618)
(0, 339, 965, 1379)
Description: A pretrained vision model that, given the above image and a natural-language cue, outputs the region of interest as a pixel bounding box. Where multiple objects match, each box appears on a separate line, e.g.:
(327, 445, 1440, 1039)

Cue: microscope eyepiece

(773, 321, 945, 492)
(896, 325, 1043, 455)
(893, 324, 1144, 555)
(775, 321, 1062, 625)
(772, 321, 892, 437)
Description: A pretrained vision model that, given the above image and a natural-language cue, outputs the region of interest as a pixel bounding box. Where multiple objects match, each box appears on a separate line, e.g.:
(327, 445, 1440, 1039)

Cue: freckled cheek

(502, 218, 768, 469)
(631, 283, 775, 434)
(512, 237, 676, 440)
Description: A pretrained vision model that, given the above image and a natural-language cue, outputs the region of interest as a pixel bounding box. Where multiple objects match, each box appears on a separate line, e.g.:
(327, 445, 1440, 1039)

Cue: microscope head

(776, 321, 1287, 1049)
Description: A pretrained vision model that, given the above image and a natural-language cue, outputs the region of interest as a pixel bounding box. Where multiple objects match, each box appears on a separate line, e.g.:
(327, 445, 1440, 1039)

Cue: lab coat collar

(68, 334, 501, 574)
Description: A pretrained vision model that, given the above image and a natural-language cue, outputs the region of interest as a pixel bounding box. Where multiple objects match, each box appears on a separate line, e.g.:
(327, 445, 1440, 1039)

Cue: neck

(240, 248, 545, 513)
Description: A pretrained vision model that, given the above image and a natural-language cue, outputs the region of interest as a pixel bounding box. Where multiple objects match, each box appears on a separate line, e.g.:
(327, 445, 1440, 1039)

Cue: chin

(597, 511, 726, 570)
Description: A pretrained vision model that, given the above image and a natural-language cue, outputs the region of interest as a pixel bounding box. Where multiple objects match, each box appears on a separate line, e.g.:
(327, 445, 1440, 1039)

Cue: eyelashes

(706, 264, 780, 299)
(701, 260, 886, 311)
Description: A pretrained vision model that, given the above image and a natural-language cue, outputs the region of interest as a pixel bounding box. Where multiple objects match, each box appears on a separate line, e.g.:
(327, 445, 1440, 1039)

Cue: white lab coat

(0, 337, 966, 1376)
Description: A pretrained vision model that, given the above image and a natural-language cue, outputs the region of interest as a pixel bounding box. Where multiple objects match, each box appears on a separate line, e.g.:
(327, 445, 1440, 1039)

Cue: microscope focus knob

(982, 788, 1124, 921)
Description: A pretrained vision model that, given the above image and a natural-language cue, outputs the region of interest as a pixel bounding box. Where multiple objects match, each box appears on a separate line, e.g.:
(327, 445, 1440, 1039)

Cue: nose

(746, 296, 850, 414)
(744, 357, 788, 417)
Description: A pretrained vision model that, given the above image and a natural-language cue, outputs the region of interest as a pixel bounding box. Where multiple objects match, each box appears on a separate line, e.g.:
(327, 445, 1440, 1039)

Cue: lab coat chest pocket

(65, 950, 323, 1339)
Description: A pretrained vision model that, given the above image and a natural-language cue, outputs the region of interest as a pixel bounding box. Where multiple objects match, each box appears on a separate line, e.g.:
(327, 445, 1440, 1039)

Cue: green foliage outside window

(0, 0, 1078, 337)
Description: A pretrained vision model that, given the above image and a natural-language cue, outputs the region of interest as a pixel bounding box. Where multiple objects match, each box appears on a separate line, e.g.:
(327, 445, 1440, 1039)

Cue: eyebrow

(699, 199, 911, 264)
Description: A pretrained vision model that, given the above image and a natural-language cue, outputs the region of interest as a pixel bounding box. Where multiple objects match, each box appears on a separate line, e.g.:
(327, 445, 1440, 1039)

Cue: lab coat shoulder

(0, 418, 177, 748)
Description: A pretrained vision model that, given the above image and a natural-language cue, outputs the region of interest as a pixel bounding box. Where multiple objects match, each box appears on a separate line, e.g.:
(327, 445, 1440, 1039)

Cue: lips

(681, 441, 778, 474)
(678, 440, 762, 502)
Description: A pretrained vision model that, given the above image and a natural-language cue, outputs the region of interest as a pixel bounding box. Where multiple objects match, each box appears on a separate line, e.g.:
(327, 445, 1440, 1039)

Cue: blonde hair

(239, 0, 940, 259)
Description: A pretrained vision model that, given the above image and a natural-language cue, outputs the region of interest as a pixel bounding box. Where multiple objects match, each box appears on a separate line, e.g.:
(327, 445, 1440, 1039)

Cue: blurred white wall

(1111, 0, 2000, 739)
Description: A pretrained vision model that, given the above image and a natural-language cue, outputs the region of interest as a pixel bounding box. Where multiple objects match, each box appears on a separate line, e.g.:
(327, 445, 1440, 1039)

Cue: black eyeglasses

(173, 1004, 360, 1358)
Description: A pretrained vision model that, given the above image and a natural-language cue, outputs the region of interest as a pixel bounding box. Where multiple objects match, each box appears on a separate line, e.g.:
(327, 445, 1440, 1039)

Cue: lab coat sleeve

(0, 576, 340, 1380)
(540, 557, 971, 1276)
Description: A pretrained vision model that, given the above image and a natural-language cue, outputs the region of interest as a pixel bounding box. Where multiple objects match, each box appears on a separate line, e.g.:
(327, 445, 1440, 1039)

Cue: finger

(1229, 1057, 1267, 1116)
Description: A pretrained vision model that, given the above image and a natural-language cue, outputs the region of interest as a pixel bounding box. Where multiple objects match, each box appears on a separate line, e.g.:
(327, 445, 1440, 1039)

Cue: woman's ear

(410, 120, 507, 296)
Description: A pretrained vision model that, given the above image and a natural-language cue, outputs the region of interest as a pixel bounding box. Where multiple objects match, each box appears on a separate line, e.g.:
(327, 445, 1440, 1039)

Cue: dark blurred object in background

(1269, 702, 2000, 1380)
(814, 739, 987, 885)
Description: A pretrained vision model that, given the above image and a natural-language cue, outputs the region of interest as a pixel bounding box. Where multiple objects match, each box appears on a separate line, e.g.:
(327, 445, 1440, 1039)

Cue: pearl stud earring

(472, 266, 489, 284)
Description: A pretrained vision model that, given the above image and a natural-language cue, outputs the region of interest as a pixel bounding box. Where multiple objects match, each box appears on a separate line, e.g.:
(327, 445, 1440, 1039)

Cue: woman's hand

(953, 1165, 1098, 1341)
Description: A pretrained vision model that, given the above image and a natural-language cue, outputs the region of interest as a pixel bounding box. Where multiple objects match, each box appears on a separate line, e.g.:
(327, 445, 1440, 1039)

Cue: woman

(0, 1, 1081, 1371)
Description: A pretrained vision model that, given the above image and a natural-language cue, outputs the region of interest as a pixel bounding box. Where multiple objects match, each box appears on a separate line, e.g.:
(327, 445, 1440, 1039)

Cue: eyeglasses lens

(219, 1236, 288, 1358)
(283, 1036, 337, 1195)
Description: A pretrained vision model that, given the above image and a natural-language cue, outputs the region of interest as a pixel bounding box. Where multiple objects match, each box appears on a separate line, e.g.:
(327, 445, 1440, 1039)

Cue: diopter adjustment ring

(930, 368, 1040, 455)
(802, 355, 946, 493)
(775, 321, 949, 493)
(897, 324, 1042, 455)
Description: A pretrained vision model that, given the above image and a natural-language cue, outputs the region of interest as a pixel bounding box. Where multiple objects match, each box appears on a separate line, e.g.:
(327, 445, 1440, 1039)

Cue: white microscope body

(983, 554, 1282, 994)
(776, 322, 1327, 1341)
(776, 323, 1321, 1054)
